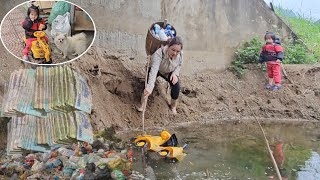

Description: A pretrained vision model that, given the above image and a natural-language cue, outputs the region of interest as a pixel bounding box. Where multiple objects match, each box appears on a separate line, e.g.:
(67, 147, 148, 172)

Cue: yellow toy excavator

(134, 130, 187, 161)
(23, 31, 52, 64)
(158, 145, 187, 161)
(134, 130, 171, 152)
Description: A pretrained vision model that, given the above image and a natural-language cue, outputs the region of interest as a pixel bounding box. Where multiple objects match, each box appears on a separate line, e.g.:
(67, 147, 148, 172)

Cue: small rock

(115, 142, 125, 149)
(98, 149, 105, 153)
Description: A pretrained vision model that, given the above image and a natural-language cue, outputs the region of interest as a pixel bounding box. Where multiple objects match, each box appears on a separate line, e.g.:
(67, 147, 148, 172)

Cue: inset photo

(0, 0, 96, 65)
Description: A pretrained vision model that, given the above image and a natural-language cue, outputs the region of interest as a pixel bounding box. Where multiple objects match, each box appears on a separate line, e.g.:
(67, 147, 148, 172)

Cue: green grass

(276, 6, 320, 58)
(229, 6, 320, 77)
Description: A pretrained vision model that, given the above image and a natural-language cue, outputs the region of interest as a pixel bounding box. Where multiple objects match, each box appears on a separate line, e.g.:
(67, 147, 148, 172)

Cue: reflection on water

(124, 121, 320, 180)
(297, 151, 320, 180)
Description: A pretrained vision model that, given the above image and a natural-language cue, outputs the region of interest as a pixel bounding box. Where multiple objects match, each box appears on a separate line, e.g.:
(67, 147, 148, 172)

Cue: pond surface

(122, 121, 320, 180)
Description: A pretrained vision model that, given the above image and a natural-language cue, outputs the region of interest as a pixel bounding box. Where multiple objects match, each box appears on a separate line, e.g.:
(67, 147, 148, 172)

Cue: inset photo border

(0, 0, 96, 65)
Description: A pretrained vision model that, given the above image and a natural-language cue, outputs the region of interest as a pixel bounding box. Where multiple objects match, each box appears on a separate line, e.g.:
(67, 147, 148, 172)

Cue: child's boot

(23, 55, 29, 62)
(170, 99, 178, 115)
(272, 84, 282, 91)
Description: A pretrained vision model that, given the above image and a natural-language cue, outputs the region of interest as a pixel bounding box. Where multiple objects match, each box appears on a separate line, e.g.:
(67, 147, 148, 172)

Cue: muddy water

(121, 121, 320, 180)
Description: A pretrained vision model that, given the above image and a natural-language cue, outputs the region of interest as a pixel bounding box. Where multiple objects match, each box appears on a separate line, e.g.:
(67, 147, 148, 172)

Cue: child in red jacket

(259, 32, 284, 91)
(21, 5, 48, 61)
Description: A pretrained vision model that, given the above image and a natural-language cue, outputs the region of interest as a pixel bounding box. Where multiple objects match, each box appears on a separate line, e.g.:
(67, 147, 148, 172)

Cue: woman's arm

(145, 48, 162, 93)
(173, 52, 183, 76)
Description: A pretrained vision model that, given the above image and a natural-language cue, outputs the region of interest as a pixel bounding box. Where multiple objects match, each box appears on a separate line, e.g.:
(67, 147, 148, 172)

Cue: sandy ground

(69, 46, 320, 133)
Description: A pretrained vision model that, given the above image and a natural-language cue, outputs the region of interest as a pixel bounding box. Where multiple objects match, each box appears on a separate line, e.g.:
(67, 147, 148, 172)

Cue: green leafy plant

(230, 5, 320, 78)
(230, 36, 263, 77)
(283, 41, 318, 64)
(230, 37, 319, 77)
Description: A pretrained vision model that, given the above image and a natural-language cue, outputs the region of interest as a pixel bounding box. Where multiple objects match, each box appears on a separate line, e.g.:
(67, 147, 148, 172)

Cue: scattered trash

(151, 23, 176, 41)
(0, 138, 132, 179)
(0, 67, 131, 179)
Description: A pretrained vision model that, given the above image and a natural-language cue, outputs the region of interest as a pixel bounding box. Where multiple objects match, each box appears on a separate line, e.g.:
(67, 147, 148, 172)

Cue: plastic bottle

(154, 24, 161, 34)
(171, 30, 175, 36)
(165, 25, 172, 31)
(164, 25, 172, 37)
(158, 29, 168, 41)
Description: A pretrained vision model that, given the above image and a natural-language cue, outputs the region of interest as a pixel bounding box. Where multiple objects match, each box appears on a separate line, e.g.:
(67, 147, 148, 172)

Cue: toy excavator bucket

(136, 141, 146, 147)
(158, 146, 186, 161)
(134, 130, 171, 151)
(34, 31, 45, 38)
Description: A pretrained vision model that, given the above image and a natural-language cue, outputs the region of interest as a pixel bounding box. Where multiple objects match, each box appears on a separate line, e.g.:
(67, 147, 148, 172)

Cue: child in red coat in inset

(259, 32, 284, 91)
(21, 5, 48, 61)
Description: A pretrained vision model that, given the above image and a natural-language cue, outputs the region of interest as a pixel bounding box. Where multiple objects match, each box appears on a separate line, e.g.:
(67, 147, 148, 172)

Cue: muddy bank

(72, 47, 320, 131)
(1, 46, 319, 154)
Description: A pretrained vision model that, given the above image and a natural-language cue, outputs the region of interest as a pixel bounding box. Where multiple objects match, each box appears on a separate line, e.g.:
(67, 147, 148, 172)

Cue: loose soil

(68, 46, 320, 133)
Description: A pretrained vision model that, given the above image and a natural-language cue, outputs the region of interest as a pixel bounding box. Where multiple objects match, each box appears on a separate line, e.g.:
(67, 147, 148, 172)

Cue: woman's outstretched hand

(170, 74, 178, 85)
(143, 89, 151, 97)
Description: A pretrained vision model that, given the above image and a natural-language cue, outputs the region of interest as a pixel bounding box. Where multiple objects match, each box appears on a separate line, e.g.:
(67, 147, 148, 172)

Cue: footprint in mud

(181, 136, 199, 144)
(89, 65, 100, 76)
(181, 87, 197, 98)
(306, 67, 320, 75)
(104, 78, 122, 94)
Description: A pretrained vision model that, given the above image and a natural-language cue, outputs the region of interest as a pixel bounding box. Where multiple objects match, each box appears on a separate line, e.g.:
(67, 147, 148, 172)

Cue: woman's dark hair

(168, 36, 183, 50)
(27, 5, 40, 16)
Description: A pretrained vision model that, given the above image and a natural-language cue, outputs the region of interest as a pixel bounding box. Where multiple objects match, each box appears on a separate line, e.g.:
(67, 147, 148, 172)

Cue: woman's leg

(170, 80, 180, 100)
(163, 72, 180, 114)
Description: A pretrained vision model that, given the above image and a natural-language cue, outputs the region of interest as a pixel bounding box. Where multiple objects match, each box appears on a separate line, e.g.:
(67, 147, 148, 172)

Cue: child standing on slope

(259, 32, 284, 91)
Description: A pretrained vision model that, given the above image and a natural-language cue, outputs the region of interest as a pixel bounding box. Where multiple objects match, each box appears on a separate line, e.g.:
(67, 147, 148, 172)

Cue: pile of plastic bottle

(151, 24, 175, 41)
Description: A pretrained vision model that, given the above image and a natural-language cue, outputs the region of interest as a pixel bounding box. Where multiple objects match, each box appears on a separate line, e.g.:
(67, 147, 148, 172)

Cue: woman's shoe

(137, 106, 143, 112)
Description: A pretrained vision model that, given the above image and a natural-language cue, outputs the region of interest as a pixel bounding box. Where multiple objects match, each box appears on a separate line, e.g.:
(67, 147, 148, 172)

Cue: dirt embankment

(0, 45, 319, 150)
(72, 47, 320, 132)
